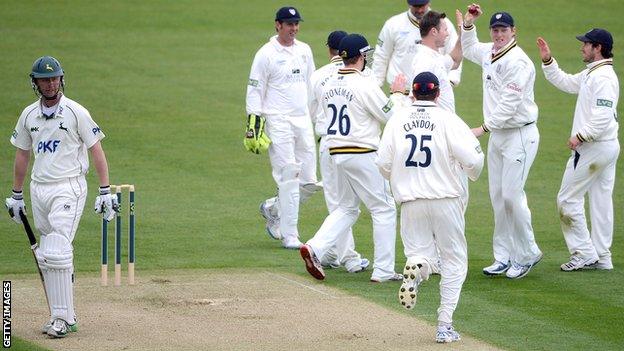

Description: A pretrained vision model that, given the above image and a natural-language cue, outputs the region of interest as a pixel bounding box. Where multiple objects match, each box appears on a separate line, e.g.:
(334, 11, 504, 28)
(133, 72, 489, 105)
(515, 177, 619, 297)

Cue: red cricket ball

(468, 6, 479, 15)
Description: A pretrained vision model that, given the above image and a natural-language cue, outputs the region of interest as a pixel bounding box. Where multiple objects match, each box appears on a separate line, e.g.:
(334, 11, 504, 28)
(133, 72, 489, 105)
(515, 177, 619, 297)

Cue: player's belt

(329, 146, 376, 155)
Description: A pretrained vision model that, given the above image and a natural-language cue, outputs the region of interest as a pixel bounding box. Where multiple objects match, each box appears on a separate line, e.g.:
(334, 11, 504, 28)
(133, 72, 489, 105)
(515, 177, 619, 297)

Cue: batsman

(5, 56, 117, 338)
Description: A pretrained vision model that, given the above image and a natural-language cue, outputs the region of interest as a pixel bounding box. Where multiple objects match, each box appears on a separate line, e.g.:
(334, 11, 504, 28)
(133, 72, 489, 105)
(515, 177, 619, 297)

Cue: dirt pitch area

(8, 269, 503, 350)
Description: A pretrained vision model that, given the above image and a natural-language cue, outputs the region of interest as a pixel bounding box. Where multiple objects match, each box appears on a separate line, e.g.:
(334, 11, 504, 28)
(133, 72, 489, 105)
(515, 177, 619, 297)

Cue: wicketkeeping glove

(243, 114, 271, 154)
(5, 190, 26, 224)
(94, 186, 119, 222)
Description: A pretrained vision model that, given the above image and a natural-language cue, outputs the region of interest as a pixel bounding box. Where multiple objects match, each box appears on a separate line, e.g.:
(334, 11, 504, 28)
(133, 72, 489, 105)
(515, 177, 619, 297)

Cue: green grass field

(1, 1, 623, 350)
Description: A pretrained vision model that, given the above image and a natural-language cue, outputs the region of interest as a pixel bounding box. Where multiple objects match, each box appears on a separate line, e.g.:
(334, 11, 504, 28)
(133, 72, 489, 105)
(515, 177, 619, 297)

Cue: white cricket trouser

(401, 197, 467, 325)
(557, 140, 619, 260)
(307, 152, 397, 280)
(318, 138, 362, 270)
(266, 114, 318, 238)
(487, 123, 541, 266)
(31, 176, 87, 324)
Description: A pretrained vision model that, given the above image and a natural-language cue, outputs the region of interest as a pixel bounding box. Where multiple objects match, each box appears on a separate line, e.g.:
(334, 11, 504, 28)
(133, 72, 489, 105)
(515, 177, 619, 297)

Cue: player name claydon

(403, 115, 436, 132)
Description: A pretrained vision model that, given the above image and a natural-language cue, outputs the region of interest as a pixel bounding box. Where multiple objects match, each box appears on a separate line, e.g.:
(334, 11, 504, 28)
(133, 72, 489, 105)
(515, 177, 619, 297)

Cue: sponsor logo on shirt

(59, 122, 68, 132)
(382, 99, 394, 113)
(92, 127, 102, 135)
(37, 140, 61, 153)
(248, 78, 259, 87)
(506, 82, 522, 93)
(30, 127, 39, 132)
(597, 99, 613, 108)
(292, 68, 300, 74)
(11, 130, 18, 139)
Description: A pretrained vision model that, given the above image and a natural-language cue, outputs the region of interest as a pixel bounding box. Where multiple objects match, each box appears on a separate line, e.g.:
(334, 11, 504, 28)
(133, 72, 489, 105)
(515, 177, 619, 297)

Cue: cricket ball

(468, 5, 479, 15)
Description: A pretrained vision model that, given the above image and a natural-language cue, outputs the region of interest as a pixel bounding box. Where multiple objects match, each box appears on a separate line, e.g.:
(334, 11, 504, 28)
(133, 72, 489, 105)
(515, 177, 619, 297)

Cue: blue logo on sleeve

(37, 140, 61, 153)
(92, 127, 101, 135)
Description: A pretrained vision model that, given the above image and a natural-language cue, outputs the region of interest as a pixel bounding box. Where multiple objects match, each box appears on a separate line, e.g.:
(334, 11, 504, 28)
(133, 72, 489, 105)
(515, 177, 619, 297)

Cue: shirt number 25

(405, 134, 432, 168)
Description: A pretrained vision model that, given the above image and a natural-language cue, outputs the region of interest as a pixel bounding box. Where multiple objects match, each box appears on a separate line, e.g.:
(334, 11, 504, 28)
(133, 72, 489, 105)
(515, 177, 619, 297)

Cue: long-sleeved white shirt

(542, 58, 619, 142)
(321, 68, 396, 152)
(372, 10, 461, 87)
(461, 25, 538, 130)
(310, 56, 344, 136)
(246, 36, 315, 117)
(376, 101, 483, 202)
(407, 44, 456, 113)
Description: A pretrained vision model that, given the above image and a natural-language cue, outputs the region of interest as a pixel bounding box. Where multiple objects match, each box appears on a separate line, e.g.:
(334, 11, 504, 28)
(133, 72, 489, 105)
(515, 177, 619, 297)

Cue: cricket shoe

(483, 260, 511, 276)
(436, 325, 461, 343)
(585, 257, 613, 270)
(47, 318, 77, 338)
(282, 236, 303, 250)
(346, 258, 370, 273)
(370, 272, 403, 283)
(506, 253, 543, 279)
(300, 245, 325, 280)
(42, 319, 78, 334)
(320, 252, 340, 269)
(398, 260, 423, 310)
(321, 259, 341, 269)
(259, 199, 281, 240)
(560, 252, 598, 271)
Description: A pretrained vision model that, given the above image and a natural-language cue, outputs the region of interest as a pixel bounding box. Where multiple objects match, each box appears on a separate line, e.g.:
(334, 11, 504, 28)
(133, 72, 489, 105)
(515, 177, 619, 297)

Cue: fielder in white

(405, 10, 463, 113)
(5, 56, 117, 338)
(309, 30, 369, 273)
(377, 71, 483, 343)
(537, 29, 619, 271)
(244, 6, 319, 249)
(373, 0, 462, 89)
(461, 5, 542, 279)
(300, 33, 404, 283)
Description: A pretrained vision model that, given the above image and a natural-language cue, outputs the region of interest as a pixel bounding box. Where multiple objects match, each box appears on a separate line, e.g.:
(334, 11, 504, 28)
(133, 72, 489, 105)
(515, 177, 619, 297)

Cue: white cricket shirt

(461, 25, 538, 130)
(246, 36, 315, 117)
(542, 58, 619, 142)
(10, 95, 105, 183)
(407, 44, 456, 112)
(377, 101, 483, 202)
(322, 68, 395, 152)
(372, 10, 461, 87)
(310, 56, 344, 136)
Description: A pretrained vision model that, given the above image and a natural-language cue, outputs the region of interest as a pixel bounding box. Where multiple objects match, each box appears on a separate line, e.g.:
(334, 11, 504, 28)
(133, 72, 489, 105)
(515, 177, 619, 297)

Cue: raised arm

(537, 37, 582, 94)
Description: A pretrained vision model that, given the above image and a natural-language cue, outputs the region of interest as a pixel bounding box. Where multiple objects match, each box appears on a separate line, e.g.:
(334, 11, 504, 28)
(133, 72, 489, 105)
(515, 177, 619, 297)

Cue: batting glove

(243, 114, 271, 154)
(5, 190, 26, 224)
(94, 186, 119, 222)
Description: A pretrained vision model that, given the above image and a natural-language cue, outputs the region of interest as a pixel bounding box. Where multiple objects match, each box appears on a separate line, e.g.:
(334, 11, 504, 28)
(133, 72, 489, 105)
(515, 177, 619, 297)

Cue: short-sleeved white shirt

(10, 95, 105, 182)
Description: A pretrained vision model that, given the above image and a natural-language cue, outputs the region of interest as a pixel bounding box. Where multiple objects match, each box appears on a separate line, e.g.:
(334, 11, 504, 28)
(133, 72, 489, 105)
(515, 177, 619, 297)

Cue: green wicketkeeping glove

(243, 114, 271, 154)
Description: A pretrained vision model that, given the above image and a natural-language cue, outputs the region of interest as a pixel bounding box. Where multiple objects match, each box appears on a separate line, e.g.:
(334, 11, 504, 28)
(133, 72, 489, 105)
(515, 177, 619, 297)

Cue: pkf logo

(92, 127, 102, 135)
(37, 140, 61, 153)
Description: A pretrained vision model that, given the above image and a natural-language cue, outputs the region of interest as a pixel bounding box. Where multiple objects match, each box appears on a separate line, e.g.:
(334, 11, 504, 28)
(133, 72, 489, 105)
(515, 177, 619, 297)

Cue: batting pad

(40, 233, 76, 323)
(278, 163, 301, 239)
(45, 267, 76, 324)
